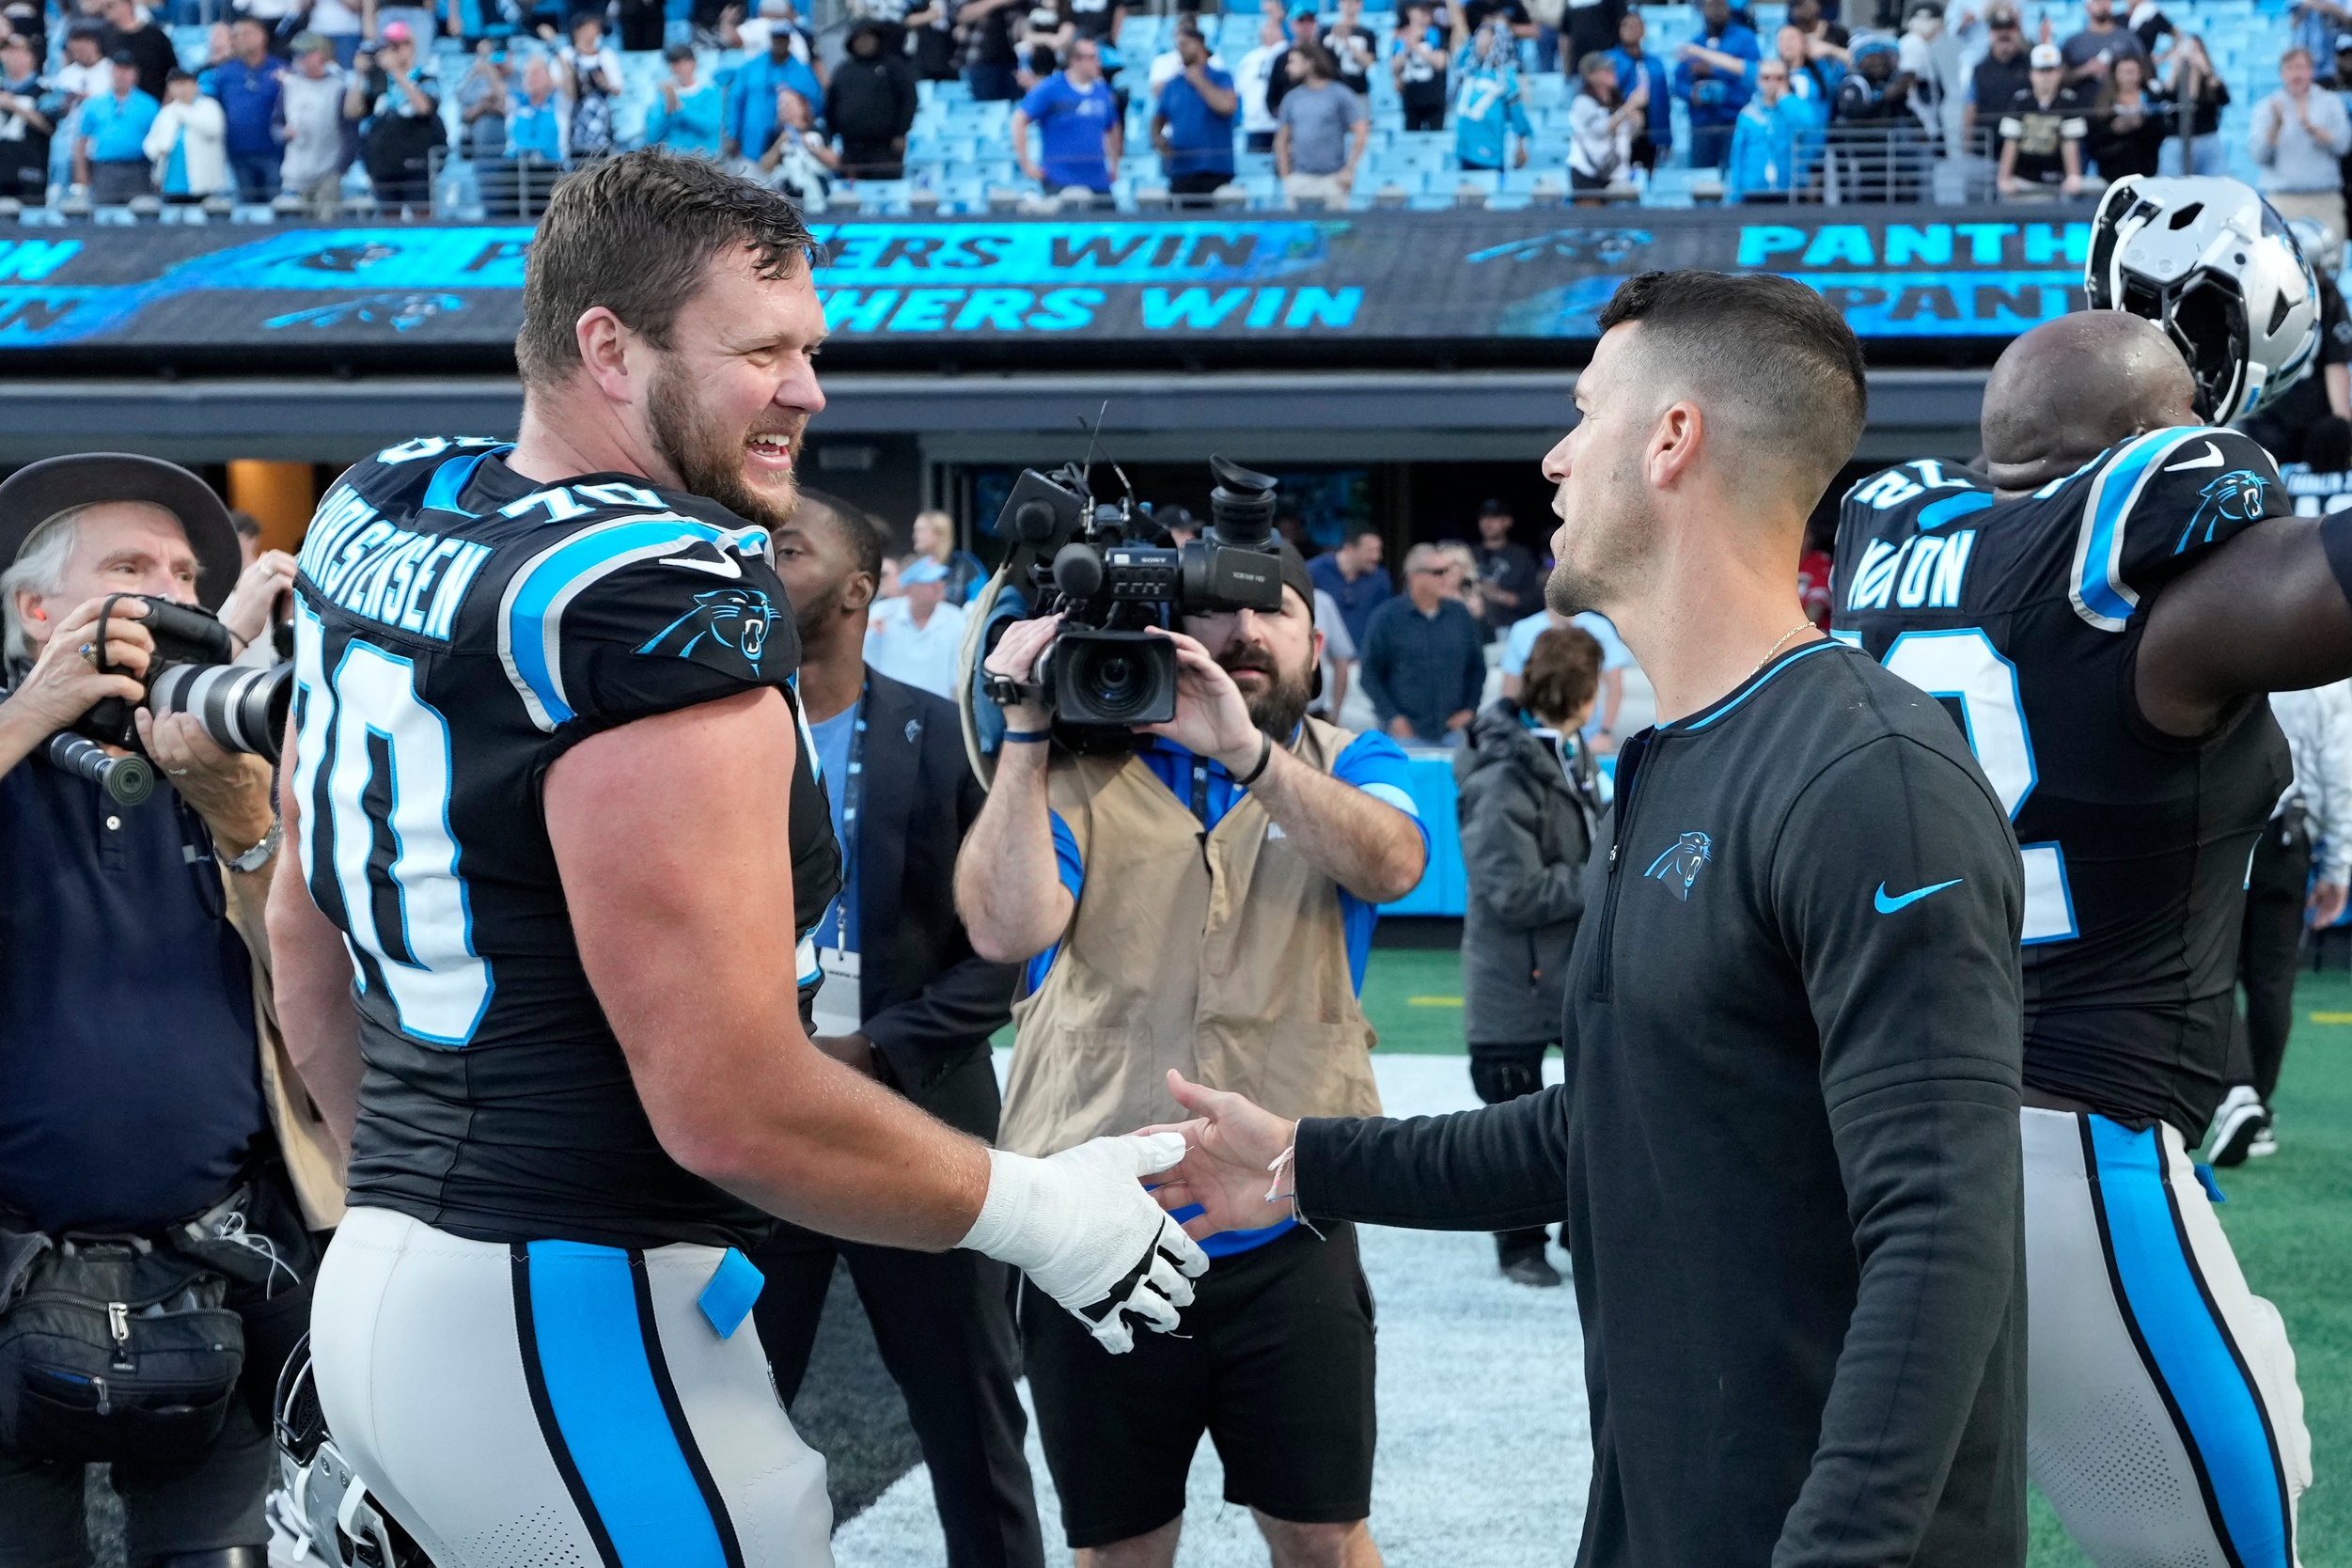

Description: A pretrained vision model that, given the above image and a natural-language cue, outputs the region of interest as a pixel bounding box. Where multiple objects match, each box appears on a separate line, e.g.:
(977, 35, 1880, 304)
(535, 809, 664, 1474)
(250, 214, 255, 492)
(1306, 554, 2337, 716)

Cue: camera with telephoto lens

(69, 594, 294, 764)
(988, 454, 1285, 730)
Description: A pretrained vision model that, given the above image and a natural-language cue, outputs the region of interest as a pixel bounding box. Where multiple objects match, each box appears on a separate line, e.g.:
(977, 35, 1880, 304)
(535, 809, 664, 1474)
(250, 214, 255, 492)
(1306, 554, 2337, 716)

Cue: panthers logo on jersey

(639, 587, 776, 676)
(2179, 469, 2272, 554)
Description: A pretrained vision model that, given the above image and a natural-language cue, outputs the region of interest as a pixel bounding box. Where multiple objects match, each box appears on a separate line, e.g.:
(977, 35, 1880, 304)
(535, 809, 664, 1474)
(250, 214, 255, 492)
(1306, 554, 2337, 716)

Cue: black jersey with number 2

(290, 439, 841, 1250)
(1832, 428, 2292, 1139)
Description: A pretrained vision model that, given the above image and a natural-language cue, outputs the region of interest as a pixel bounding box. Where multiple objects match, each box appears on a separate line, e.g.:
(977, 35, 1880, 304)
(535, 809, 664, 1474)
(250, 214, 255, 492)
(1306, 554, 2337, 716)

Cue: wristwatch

(225, 819, 281, 874)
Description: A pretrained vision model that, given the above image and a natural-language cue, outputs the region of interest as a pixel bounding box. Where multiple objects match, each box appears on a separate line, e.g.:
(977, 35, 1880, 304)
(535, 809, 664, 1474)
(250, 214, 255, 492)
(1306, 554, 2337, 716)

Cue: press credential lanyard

(812, 688, 867, 1038)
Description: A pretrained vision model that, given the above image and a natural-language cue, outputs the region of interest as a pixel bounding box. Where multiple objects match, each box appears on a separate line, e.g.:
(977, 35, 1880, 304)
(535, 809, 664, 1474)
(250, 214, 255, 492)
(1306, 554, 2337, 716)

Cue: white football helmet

(2084, 175, 2321, 424)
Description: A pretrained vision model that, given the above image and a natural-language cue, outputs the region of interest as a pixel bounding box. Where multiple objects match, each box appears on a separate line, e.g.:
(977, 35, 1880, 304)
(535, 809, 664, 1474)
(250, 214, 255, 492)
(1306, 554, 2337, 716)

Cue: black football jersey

(1832, 430, 2292, 1139)
(290, 438, 840, 1249)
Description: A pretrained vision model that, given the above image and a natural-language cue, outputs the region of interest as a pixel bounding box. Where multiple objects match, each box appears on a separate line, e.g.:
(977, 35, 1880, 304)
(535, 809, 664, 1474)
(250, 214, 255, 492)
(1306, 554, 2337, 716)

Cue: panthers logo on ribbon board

(639, 587, 775, 677)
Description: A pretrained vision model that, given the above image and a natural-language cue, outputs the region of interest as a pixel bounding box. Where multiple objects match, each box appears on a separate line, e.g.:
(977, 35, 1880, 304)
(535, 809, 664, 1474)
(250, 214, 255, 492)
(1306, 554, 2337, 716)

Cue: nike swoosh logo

(1874, 878, 1963, 914)
(658, 552, 743, 578)
(2164, 441, 2226, 473)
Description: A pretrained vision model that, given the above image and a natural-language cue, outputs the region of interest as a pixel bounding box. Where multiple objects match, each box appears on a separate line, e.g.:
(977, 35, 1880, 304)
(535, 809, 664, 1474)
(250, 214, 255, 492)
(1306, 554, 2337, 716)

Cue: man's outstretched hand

(1138, 1070, 1302, 1239)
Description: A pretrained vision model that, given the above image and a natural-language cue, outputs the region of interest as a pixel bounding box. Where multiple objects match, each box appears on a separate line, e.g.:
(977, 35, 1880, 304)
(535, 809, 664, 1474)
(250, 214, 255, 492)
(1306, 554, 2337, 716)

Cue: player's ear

(572, 306, 638, 405)
(1647, 400, 1702, 491)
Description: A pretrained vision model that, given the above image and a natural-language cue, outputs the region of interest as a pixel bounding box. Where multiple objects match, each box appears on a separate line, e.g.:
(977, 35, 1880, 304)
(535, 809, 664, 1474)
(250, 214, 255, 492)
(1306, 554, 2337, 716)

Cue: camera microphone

(1052, 543, 1105, 600)
(46, 731, 155, 808)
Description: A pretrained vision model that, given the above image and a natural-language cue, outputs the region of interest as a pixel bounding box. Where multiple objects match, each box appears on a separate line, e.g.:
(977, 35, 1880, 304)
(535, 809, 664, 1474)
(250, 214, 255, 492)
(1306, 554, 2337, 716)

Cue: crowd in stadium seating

(0, 0, 2322, 214)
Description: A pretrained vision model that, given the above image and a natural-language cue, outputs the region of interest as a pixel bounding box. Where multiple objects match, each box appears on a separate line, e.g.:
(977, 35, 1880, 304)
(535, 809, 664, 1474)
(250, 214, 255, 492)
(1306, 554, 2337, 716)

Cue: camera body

(71, 594, 293, 763)
(991, 456, 1286, 730)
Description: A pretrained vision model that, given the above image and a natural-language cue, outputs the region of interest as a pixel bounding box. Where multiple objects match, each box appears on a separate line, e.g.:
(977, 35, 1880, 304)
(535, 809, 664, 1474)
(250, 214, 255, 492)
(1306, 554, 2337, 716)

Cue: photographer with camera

(956, 490, 1427, 1566)
(0, 454, 341, 1568)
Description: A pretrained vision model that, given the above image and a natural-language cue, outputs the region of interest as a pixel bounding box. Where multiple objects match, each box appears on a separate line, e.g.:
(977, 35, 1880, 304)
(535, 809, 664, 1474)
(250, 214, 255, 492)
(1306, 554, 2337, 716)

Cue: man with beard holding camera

(0, 453, 343, 1568)
(956, 550, 1427, 1568)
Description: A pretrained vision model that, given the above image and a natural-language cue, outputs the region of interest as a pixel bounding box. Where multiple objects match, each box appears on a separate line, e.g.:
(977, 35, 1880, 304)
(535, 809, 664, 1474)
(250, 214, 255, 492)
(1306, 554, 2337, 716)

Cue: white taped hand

(958, 1133, 1212, 1354)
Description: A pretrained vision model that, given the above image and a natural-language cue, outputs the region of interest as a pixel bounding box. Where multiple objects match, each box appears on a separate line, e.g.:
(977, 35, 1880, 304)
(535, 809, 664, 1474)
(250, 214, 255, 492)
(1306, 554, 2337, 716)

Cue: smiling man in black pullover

(1149, 271, 2031, 1567)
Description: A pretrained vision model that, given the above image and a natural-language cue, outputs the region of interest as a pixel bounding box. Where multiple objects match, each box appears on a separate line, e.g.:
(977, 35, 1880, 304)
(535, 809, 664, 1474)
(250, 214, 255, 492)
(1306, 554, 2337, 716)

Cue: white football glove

(959, 1133, 1211, 1354)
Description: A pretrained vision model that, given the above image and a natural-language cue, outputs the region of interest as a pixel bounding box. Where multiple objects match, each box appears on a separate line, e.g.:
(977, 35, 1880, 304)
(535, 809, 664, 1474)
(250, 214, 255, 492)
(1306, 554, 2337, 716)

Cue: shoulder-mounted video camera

(984, 454, 1285, 732)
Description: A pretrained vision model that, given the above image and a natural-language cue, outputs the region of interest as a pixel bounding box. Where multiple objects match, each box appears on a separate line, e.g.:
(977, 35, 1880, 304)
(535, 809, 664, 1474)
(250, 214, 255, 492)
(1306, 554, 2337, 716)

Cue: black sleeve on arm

(2137, 512, 2352, 736)
(1769, 735, 2026, 1568)
(1294, 1084, 1572, 1232)
(864, 762, 1020, 1077)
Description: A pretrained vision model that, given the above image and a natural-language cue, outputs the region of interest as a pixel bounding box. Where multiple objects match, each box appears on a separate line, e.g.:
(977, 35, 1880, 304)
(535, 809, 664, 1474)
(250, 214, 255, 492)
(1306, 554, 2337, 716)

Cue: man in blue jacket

(200, 17, 283, 204)
(724, 24, 825, 165)
(1670, 0, 1757, 168)
(1727, 55, 1809, 199)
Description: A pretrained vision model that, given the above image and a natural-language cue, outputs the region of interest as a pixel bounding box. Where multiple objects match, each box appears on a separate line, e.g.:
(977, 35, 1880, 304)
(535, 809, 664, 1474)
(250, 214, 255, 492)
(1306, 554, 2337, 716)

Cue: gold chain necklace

(1754, 619, 1817, 674)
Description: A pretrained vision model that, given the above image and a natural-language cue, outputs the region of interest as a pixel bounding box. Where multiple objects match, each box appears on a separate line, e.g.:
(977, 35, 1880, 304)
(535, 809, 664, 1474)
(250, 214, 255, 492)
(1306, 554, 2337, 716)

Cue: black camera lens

(1051, 629, 1179, 727)
(147, 662, 295, 762)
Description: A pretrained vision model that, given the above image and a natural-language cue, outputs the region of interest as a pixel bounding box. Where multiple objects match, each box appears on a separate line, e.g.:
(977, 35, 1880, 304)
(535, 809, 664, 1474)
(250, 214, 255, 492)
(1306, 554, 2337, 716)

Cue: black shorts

(1020, 1220, 1376, 1547)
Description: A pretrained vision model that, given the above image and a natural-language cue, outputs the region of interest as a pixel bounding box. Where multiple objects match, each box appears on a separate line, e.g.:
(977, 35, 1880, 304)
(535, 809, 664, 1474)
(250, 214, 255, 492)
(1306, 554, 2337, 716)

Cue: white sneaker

(2249, 1120, 2280, 1159)
(2208, 1085, 2267, 1168)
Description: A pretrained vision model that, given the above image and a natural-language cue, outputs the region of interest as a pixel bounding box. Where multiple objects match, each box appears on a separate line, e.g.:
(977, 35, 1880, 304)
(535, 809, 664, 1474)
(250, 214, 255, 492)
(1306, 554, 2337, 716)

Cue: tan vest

(997, 717, 1385, 1157)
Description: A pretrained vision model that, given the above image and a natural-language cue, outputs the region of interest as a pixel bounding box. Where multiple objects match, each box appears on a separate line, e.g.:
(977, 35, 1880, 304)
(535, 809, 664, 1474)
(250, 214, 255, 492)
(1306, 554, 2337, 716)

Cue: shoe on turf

(1501, 1253, 1563, 1288)
(2208, 1086, 2267, 1168)
(2248, 1123, 2279, 1158)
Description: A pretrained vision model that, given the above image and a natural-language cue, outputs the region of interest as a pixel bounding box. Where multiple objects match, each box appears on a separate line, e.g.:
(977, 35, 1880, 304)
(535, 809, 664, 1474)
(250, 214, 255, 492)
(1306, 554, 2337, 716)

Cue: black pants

(750, 1227, 1042, 1567)
(1470, 1043, 1555, 1258)
(1402, 101, 1446, 132)
(2227, 811, 2313, 1103)
(839, 138, 903, 180)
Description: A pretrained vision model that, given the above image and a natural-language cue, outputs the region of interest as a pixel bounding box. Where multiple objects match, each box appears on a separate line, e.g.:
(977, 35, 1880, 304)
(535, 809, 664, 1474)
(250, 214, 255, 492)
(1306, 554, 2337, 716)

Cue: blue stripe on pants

(2090, 1117, 2290, 1568)
(525, 1240, 731, 1568)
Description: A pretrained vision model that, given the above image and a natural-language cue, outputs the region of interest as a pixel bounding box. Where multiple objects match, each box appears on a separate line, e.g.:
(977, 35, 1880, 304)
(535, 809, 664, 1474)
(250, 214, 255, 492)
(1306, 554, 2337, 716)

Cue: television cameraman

(0, 455, 342, 1568)
(955, 543, 1427, 1568)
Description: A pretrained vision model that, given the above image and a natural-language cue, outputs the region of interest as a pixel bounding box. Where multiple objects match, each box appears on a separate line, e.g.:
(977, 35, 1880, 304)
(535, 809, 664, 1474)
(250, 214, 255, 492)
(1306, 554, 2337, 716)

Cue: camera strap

(91, 593, 133, 674)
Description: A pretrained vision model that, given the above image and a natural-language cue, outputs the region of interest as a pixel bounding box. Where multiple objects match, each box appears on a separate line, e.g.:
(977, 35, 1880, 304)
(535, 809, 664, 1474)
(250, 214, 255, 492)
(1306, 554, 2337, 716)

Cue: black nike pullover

(1296, 640, 2030, 1567)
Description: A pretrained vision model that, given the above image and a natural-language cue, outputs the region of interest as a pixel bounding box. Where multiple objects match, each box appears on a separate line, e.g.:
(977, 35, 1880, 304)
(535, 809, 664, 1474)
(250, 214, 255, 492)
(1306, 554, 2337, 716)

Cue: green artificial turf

(2026, 971, 2352, 1566)
(1354, 954, 2352, 1564)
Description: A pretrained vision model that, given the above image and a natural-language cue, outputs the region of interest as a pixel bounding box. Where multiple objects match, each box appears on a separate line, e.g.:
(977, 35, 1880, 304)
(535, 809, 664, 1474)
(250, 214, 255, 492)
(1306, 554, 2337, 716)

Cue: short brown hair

(516, 149, 816, 389)
(1596, 270, 1867, 505)
(1521, 625, 1604, 726)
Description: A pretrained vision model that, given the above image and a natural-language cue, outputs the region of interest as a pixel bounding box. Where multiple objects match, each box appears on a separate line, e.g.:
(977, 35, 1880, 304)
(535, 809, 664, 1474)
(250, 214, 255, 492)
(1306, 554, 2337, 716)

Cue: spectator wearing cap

(2255, 44, 2352, 241)
(0, 454, 344, 1568)
(1360, 542, 1486, 745)
(1153, 19, 1237, 205)
(346, 21, 441, 212)
(864, 555, 970, 700)
(2061, 0, 2149, 86)
(144, 68, 227, 201)
(201, 15, 286, 205)
(556, 12, 622, 162)
(1469, 499, 1539, 640)
(76, 50, 159, 203)
(647, 42, 724, 157)
(278, 32, 350, 213)
(911, 507, 986, 604)
(2161, 32, 2230, 175)
(1964, 2, 2029, 140)
(1999, 42, 2087, 196)
(1013, 36, 1120, 196)
(721, 15, 825, 165)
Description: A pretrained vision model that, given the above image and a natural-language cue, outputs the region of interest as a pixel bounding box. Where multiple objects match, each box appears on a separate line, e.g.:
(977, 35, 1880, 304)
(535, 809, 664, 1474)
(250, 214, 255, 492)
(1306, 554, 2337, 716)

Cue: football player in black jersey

(263, 150, 1208, 1564)
(1834, 292, 2352, 1568)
